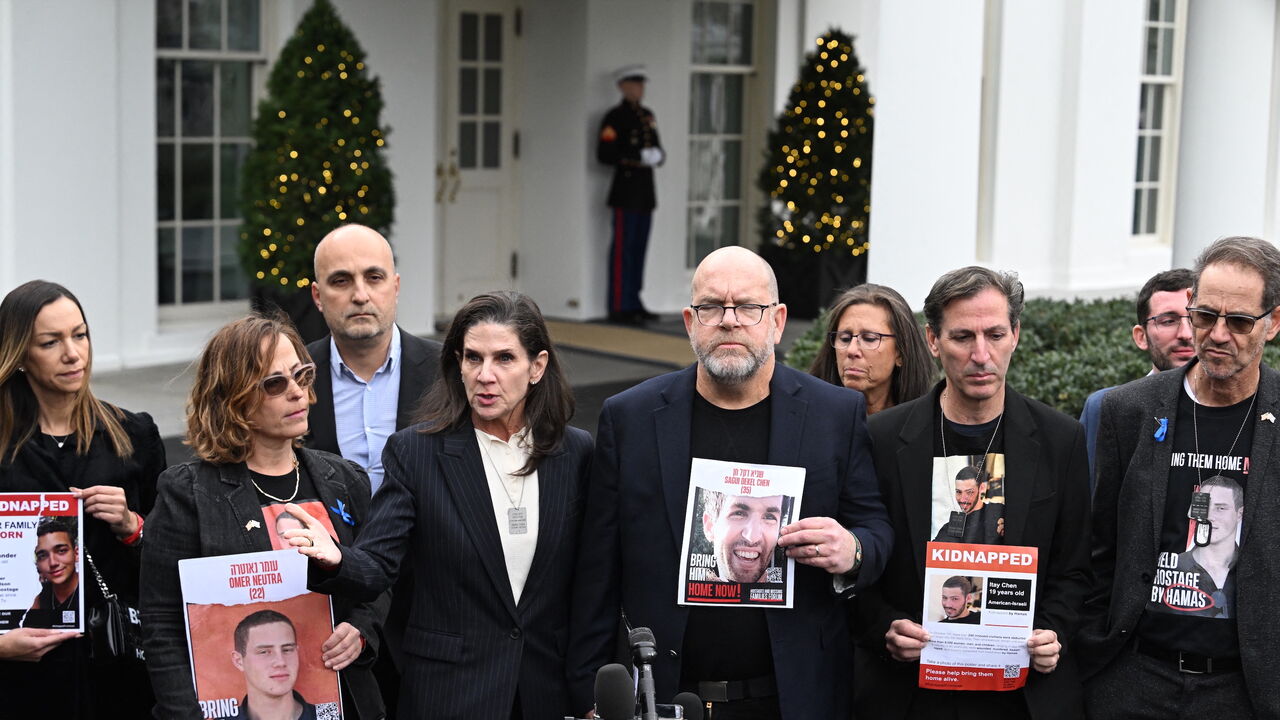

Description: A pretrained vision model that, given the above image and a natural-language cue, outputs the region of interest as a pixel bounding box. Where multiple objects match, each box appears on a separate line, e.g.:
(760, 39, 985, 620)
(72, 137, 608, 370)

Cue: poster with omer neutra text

(677, 458, 805, 608)
(919, 542, 1038, 691)
(0, 493, 84, 633)
(180, 549, 342, 719)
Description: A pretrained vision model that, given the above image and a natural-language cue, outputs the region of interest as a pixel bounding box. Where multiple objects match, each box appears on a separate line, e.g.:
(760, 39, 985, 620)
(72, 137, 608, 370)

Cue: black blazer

(140, 449, 388, 720)
(305, 328, 443, 455)
(0, 408, 166, 719)
(311, 422, 594, 720)
(1080, 361, 1280, 717)
(857, 383, 1092, 720)
(566, 364, 893, 720)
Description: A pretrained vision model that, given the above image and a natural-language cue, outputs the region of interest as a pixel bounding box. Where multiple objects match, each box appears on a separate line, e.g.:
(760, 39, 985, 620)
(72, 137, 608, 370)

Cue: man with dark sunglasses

(1081, 236, 1280, 718)
(1079, 269, 1195, 482)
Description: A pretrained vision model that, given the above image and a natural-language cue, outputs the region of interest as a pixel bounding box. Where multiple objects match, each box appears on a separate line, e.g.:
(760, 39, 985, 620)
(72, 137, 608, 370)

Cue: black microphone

(629, 627, 659, 720)
(671, 692, 704, 720)
(594, 663, 636, 720)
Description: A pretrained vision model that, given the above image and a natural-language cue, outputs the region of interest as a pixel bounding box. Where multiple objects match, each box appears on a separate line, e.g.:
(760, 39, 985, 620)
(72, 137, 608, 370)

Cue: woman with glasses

(809, 284, 934, 415)
(141, 313, 387, 719)
(285, 291, 592, 720)
(0, 280, 167, 718)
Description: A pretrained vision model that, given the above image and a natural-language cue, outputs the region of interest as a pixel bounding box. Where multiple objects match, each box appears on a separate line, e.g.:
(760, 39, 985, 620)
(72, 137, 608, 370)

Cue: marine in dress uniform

(598, 64, 664, 324)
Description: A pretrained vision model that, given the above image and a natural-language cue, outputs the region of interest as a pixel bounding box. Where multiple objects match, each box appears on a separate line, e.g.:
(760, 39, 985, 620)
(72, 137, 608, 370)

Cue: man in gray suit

(1082, 236, 1280, 718)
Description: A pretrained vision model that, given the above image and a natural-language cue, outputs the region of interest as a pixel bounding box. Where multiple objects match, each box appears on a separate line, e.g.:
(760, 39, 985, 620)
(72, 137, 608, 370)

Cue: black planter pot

(250, 285, 328, 344)
(759, 244, 866, 320)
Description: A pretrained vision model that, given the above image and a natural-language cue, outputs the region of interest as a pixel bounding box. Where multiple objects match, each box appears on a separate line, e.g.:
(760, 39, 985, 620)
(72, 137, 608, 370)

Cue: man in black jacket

(305, 223, 440, 717)
(597, 65, 664, 325)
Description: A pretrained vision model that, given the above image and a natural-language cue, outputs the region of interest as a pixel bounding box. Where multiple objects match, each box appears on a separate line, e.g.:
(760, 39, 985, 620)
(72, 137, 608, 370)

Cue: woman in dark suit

(0, 280, 166, 718)
(288, 291, 592, 720)
(140, 313, 387, 719)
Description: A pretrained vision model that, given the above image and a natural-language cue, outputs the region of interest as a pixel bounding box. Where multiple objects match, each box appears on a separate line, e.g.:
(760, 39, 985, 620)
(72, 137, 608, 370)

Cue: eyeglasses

(690, 303, 778, 326)
(828, 331, 895, 350)
(1186, 306, 1276, 335)
(1144, 312, 1190, 332)
(259, 363, 317, 396)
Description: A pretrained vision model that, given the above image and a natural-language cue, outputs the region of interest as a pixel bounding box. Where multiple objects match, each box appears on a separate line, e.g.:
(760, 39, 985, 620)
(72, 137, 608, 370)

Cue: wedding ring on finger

(305, 536, 315, 548)
(813, 544, 822, 557)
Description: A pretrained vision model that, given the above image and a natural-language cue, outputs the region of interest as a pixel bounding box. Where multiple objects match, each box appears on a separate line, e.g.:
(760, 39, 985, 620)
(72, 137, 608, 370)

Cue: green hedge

(783, 296, 1280, 419)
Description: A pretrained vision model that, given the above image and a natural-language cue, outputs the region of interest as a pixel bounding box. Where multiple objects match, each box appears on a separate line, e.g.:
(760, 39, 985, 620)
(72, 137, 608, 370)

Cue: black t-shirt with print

(931, 411, 1007, 546)
(248, 463, 338, 550)
(680, 394, 774, 684)
(1136, 389, 1252, 658)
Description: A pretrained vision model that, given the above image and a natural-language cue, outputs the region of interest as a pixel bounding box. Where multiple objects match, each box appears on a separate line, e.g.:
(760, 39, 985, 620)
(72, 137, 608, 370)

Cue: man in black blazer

(1080, 237, 1280, 718)
(857, 266, 1091, 719)
(305, 223, 441, 717)
(568, 246, 892, 720)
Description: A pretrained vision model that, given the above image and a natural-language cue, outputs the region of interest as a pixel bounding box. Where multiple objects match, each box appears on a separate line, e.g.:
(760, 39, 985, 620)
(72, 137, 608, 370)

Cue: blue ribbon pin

(1154, 417, 1168, 442)
(330, 498, 355, 527)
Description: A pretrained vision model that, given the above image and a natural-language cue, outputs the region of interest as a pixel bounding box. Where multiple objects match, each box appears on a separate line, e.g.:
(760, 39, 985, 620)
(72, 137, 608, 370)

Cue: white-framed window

(687, 0, 755, 268)
(1132, 0, 1186, 240)
(156, 0, 265, 308)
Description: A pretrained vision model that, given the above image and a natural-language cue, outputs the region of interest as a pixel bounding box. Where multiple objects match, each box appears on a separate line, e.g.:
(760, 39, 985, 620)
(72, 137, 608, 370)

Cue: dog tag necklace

(479, 434, 528, 535)
(940, 392, 1003, 539)
(1189, 376, 1255, 547)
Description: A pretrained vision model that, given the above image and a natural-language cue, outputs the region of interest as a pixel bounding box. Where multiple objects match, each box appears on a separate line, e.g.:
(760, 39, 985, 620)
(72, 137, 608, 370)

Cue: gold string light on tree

(238, 0, 394, 294)
(757, 29, 873, 260)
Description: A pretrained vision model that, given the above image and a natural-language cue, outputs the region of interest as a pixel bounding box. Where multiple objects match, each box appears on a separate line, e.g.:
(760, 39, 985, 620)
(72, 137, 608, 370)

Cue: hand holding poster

(918, 542, 1038, 691)
(677, 458, 805, 608)
(180, 549, 341, 719)
(0, 493, 84, 633)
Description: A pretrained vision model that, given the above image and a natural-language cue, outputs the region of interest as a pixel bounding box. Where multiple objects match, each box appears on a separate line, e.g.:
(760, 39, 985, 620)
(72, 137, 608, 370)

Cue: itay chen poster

(180, 549, 342, 719)
(678, 458, 805, 608)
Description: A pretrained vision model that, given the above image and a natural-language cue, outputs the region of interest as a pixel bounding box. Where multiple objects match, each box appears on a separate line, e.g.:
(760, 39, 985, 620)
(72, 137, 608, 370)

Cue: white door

(437, 0, 521, 315)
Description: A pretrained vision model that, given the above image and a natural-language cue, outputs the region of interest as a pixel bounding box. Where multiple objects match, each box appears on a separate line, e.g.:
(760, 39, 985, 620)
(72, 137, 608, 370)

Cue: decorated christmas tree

(757, 30, 872, 314)
(238, 0, 393, 295)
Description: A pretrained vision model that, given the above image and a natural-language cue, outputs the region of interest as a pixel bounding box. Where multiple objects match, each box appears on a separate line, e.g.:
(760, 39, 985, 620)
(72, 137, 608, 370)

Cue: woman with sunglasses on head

(285, 291, 592, 720)
(809, 284, 935, 415)
(140, 313, 387, 719)
(0, 280, 167, 718)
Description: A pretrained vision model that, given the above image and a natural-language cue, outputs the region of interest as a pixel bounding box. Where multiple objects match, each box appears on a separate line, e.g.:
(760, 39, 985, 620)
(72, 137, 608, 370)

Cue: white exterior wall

(866, 2, 986, 309)
(1173, 0, 1278, 267)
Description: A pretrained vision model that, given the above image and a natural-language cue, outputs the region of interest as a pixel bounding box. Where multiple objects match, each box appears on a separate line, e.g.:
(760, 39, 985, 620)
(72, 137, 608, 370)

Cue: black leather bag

(85, 552, 145, 663)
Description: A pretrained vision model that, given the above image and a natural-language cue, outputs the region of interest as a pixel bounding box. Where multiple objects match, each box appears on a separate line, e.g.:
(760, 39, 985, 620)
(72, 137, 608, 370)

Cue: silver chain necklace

(939, 394, 1004, 461)
(478, 433, 529, 535)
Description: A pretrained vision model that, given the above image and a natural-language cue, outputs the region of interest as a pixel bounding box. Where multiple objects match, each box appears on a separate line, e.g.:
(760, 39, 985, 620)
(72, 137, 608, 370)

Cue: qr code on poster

(1003, 665, 1020, 679)
(316, 702, 340, 720)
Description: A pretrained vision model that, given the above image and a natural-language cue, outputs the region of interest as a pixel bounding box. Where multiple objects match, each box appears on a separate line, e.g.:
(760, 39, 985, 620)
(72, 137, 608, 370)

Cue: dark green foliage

(757, 29, 872, 261)
(784, 296, 1280, 419)
(238, 0, 393, 291)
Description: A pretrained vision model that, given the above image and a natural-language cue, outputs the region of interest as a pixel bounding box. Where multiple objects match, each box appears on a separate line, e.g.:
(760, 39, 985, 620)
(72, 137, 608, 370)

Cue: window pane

(460, 68, 478, 115)
(181, 226, 215, 302)
(226, 0, 260, 52)
(691, 2, 707, 62)
(1144, 188, 1159, 234)
(483, 68, 501, 115)
(1162, 0, 1175, 22)
(691, 74, 743, 134)
(220, 225, 248, 300)
(158, 228, 176, 304)
(719, 204, 740, 248)
(702, 2, 730, 64)
(220, 63, 252, 137)
(1134, 135, 1146, 182)
(1137, 83, 1150, 129)
(690, 74, 712, 133)
(688, 139, 718, 203)
(157, 59, 176, 137)
(729, 3, 753, 65)
(1147, 0, 1161, 22)
(459, 122, 477, 168)
(182, 143, 215, 219)
(483, 14, 502, 62)
(460, 13, 478, 61)
(1132, 189, 1144, 234)
(157, 0, 182, 48)
(181, 61, 215, 137)
(482, 122, 500, 168)
(1151, 84, 1165, 129)
(220, 143, 248, 218)
(188, 0, 221, 50)
(722, 139, 741, 200)
(158, 143, 176, 221)
(720, 75, 744, 133)
(1145, 27, 1159, 75)
(1148, 136, 1162, 183)
(1160, 28, 1174, 75)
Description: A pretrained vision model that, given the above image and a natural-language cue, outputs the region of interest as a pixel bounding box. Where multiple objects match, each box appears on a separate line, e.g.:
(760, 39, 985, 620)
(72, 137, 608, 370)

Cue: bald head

(690, 246, 779, 305)
(312, 224, 400, 345)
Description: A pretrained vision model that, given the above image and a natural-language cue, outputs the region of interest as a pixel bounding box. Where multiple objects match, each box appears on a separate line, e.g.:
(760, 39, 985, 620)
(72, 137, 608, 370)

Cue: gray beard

(695, 344, 769, 385)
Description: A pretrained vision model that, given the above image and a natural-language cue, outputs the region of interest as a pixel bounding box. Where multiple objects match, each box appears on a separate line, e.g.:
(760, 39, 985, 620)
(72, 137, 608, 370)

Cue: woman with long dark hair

(809, 283, 935, 414)
(140, 313, 387, 718)
(288, 291, 593, 720)
(0, 280, 166, 717)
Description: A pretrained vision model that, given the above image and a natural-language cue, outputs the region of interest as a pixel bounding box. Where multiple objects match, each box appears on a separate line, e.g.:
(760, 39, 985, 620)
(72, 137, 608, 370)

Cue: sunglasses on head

(259, 363, 317, 396)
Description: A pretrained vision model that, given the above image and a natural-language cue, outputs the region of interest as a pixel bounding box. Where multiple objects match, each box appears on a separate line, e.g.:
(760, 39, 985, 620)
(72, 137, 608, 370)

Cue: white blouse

(475, 427, 540, 604)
